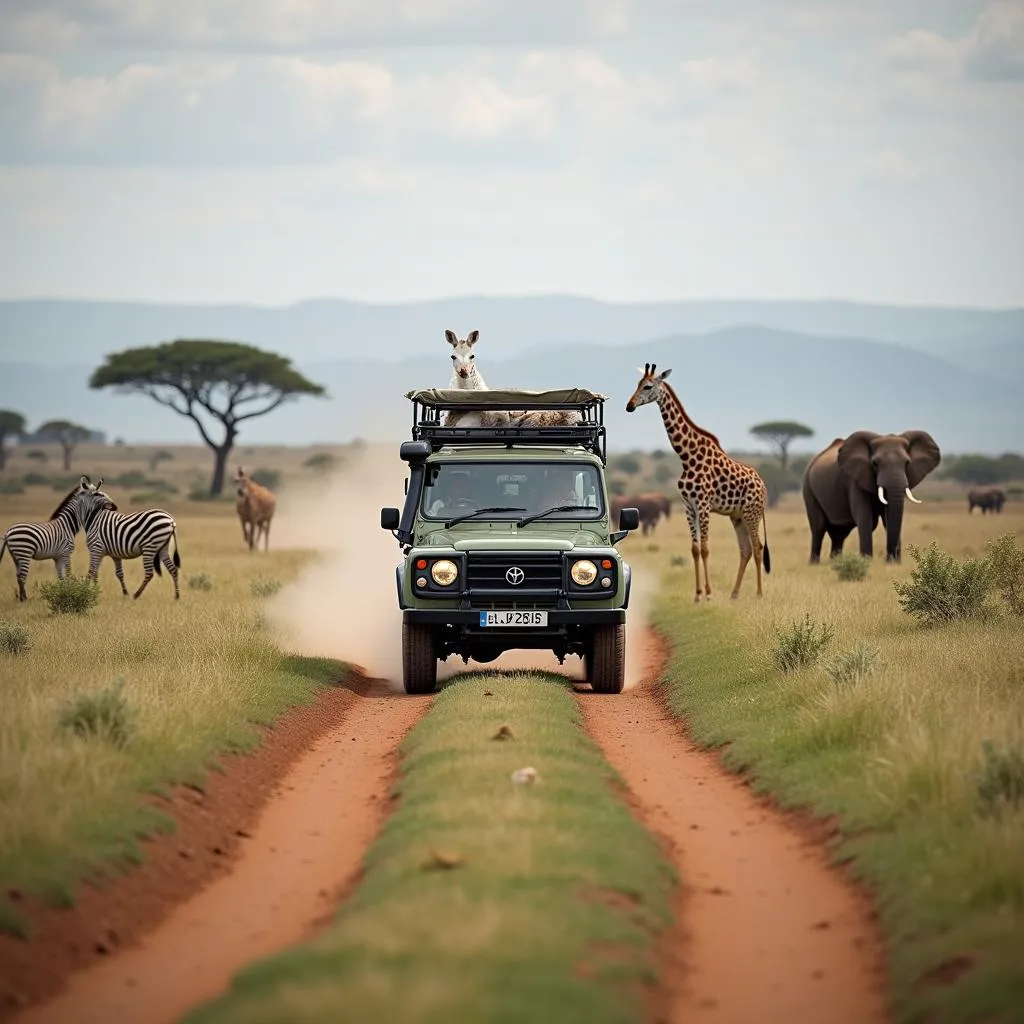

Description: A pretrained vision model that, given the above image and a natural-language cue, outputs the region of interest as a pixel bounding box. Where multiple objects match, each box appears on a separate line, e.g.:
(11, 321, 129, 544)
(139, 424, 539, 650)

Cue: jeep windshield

(421, 461, 605, 523)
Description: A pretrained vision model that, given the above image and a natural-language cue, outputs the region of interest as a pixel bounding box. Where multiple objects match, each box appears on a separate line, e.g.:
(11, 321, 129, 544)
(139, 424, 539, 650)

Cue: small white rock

(510, 766, 538, 785)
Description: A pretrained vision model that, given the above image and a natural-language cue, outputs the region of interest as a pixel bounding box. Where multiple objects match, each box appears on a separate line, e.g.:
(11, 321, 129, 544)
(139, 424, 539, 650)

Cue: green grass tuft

(38, 574, 100, 615)
(184, 671, 676, 1024)
(772, 613, 834, 672)
(0, 620, 31, 655)
(831, 551, 870, 582)
(58, 680, 135, 748)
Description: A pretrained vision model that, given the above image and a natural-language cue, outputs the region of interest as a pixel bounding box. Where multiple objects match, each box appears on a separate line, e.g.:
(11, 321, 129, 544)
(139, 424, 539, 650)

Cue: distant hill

(1, 295, 1021, 368)
(2, 326, 1020, 456)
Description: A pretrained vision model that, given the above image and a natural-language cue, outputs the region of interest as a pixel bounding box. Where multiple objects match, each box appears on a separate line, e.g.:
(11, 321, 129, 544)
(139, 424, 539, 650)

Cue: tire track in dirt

(576, 629, 890, 1024)
(9, 677, 430, 1024)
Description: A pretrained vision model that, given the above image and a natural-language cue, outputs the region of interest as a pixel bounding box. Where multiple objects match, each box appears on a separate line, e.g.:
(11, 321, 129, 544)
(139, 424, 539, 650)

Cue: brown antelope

(235, 467, 276, 552)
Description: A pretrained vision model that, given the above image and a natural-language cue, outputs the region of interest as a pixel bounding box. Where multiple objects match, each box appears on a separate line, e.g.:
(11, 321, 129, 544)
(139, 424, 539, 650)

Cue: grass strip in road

(185, 671, 677, 1024)
(652, 582, 1024, 1024)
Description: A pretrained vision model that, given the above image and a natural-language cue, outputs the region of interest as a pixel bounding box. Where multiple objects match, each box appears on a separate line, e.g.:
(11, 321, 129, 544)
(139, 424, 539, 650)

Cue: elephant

(968, 486, 1006, 514)
(802, 430, 941, 563)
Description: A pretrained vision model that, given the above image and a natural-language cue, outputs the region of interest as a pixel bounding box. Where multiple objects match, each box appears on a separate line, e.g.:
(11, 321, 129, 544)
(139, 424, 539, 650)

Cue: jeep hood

(419, 528, 608, 551)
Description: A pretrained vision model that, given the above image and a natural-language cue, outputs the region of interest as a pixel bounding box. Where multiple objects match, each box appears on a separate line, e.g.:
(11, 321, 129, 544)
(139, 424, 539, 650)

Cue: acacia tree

(35, 419, 93, 471)
(749, 420, 814, 471)
(89, 340, 327, 496)
(0, 409, 26, 472)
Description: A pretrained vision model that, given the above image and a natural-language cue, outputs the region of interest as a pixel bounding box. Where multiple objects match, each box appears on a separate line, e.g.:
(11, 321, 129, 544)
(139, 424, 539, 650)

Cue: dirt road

(577, 630, 889, 1024)
(10, 677, 430, 1024)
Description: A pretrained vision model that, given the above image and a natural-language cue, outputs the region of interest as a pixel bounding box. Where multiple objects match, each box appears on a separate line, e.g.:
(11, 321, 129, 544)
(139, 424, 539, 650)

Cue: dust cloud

(263, 444, 407, 687)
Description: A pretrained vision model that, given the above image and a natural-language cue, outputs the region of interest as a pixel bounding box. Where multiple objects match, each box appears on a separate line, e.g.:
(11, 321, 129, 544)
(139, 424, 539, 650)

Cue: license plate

(479, 610, 548, 627)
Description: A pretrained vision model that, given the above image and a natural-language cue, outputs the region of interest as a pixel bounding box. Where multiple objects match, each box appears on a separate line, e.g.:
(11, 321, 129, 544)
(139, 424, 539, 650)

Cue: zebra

(0, 476, 112, 601)
(85, 503, 182, 600)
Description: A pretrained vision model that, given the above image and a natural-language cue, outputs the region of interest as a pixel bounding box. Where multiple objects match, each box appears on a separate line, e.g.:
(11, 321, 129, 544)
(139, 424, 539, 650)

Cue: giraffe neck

(656, 384, 711, 460)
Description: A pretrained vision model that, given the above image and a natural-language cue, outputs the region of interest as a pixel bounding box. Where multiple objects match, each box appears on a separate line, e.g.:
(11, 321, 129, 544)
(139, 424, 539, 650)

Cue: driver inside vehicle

(428, 470, 478, 516)
(535, 466, 580, 511)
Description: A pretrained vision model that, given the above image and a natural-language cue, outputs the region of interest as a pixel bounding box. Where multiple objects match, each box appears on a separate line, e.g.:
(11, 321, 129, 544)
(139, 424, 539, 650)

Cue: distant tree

(749, 420, 815, 471)
(615, 453, 642, 476)
(653, 460, 675, 484)
(34, 419, 93, 471)
(89, 339, 327, 496)
(303, 451, 339, 473)
(0, 410, 26, 472)
(148, 448, 175, 473)
(26, 449, 48, 463)
(942, 454, 1020, 486)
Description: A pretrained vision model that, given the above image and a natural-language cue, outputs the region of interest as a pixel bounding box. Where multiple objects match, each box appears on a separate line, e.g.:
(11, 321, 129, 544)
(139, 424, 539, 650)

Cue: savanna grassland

(627, 490, 1024, 1023)
(1, 436, 1023, 1023)
(0, 442, 360, 937)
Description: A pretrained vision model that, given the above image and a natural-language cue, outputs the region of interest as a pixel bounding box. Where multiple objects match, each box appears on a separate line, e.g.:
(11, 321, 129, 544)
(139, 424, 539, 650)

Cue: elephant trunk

(882, 486, 905, 562)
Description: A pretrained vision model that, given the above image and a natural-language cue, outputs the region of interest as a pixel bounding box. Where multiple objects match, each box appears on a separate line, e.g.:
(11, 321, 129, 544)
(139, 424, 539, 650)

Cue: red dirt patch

(0, 672, 422, 1022)
(576, 627, 890, 1024)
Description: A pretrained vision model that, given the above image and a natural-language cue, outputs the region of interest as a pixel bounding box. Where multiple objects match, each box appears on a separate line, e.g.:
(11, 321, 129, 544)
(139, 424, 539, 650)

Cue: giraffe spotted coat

(625, 363, 771, 601)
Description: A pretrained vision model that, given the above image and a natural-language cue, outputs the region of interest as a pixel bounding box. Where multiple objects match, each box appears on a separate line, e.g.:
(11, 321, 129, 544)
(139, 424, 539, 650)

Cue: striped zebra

(0, 476, 111, 601)
(85, 504, 182, 600)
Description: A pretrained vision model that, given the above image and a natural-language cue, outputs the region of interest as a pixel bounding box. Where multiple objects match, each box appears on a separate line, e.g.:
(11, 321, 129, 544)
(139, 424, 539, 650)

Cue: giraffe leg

(113, 558, 128, 597)
(133, 555, 155, 599)
(699, 510, 712, 599)
(746, 510, 767, 598)
(683, 504, 702, 602)
(730, 515, 753, 599)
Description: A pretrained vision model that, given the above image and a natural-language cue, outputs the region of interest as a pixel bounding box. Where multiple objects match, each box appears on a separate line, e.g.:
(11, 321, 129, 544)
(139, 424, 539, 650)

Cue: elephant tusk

(905, 487, 922, 504)
(877, 486, 887, 505)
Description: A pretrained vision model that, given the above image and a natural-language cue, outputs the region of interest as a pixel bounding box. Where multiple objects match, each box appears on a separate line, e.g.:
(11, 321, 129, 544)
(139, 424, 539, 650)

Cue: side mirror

(618, 507, 640, 532)
(380, 507, 400, 531)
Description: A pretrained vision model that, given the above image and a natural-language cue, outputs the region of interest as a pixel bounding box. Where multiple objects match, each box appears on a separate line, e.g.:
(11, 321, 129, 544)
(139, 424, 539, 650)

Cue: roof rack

(404, 388, 608, 464)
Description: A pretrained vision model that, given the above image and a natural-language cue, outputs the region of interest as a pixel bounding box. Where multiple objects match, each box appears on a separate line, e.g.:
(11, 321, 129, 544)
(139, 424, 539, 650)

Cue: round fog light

(600, 577, 612, 588)
(416, 576, 427, 588)
(571, 559, 598, 585)
(430, 559, 459, 586)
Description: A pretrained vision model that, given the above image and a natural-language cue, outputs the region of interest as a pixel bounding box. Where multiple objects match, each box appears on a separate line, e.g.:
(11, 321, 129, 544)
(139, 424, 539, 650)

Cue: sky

(0, 0, 1022, 307)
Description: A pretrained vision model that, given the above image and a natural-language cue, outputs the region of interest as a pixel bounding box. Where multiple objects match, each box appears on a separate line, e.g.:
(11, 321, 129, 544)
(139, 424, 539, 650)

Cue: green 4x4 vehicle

(380, 388, 641, 695)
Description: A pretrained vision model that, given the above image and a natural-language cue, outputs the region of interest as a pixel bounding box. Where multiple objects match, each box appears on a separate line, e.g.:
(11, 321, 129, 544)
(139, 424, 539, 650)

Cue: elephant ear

(901, 430, 941, 488)
(837, 430, 879, 492)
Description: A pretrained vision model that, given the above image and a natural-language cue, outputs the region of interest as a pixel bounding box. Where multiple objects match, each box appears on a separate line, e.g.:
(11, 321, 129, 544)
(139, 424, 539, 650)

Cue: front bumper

(403, 608, 626, 626)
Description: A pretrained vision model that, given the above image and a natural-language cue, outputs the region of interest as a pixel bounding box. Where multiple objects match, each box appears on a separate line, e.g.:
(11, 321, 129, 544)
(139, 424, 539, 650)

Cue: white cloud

(882, 1, 1024, 81)
(854, 148, 928, 183)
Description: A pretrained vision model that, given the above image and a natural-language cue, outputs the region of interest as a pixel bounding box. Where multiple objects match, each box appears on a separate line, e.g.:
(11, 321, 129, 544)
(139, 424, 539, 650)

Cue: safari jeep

(380, 388, 640, 695)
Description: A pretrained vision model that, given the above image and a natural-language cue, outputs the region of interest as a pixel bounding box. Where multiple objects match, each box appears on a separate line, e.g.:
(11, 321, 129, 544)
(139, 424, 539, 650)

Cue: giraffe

(442, 329, 512, 428)
(625, 363, 772, 601)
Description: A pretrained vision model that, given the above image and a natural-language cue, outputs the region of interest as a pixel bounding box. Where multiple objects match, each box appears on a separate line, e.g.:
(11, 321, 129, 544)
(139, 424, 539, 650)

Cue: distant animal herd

(0, 327, 1015, 604)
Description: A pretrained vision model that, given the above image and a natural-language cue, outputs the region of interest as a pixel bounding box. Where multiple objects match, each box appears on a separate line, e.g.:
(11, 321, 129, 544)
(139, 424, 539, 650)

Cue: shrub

(0, 622, 30, 655)
(985, 532, 1024, 616)
(608, 476, 627, 497)
(130, 488, 178, 505)
(653, 461, 675, 484)
(250, 468, 281, 489)
(831, 552, 870, 582)
(188, 572, 213, 591)
(826, 643, 880, 687)
(892, 542, 992, 626)
(0, 481, 25, 495)
(772, 614, 835, 673)
(250, 576, 283, 598)
(670, 554, 686, 567)
(303, 452, 339, 473)
(974, 740, 1024, 818)
(38, 575, 100, 615)
(22, 471, 50, 486)
(48, 474, 81, 491)
(58, 681, 133, 748)
(148, 449, 174, 471)
(650, 449, 669, 460)
(25, 449, 48, 463)
(188, 487, 230, 502)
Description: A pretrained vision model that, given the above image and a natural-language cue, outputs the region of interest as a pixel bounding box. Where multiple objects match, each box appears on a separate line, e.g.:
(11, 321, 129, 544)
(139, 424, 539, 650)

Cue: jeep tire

(402, 622, 438, 694)
(586, 622, 625, 694)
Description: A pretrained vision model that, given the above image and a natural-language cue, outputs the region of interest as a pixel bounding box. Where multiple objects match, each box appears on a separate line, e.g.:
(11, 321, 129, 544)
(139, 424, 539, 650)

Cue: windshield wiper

(517, 505, 593, 527)
(444, 506, 527, 528)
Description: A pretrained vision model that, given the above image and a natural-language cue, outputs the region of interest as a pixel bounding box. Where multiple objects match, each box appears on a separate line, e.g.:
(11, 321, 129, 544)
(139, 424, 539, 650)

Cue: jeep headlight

(570, 559, 598, 586)
(430, 559, 459, 586)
